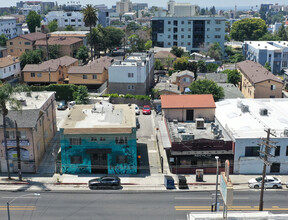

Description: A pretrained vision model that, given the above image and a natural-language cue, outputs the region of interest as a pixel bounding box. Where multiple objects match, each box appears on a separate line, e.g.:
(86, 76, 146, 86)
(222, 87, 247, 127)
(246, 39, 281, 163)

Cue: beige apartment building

(237, 60, 283, 98)
(6, 32, 46, 57)
(0, 91, 56, 173)
(22, 56, 78, 85)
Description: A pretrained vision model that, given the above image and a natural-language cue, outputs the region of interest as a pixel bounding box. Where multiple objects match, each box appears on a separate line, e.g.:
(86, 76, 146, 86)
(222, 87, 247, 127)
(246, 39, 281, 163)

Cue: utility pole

(15, 121, 22, 181)
(46, 33, 49, 61)
(258, 128, 276, 211)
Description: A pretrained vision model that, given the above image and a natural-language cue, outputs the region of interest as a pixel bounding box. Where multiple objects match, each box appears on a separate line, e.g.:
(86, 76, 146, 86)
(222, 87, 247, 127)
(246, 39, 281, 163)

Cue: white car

(248, 176, 282, 189)
(135, 104, 140, 115)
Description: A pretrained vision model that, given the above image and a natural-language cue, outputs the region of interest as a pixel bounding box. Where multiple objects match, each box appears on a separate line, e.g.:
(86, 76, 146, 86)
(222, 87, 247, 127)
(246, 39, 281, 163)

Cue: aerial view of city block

(1, 0, 288, 219)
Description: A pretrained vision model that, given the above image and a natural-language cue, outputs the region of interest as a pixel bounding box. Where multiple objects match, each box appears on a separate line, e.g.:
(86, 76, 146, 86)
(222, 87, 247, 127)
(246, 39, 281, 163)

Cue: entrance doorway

(186, 109, 194, 121)
(91, 153, 108, 174)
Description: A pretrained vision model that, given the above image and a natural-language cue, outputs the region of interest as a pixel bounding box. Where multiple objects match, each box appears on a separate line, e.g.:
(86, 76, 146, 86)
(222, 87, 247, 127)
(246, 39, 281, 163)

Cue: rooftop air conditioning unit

(284, 129, 288, 137)
(177, 126, 186, 133)
(181, 133, 195, 141)
(259, 108, 268, 116)
(196, 118, 205, 129)
(241, 105, 249, 113)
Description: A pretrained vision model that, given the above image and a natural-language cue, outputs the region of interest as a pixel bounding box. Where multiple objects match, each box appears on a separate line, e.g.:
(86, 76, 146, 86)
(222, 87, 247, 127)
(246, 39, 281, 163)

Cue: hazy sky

(3, 0, 288, 10)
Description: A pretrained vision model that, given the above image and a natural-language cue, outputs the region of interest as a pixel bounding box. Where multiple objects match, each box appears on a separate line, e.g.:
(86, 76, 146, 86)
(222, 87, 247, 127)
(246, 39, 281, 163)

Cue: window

(78, 19, 81, 22)
(270, 163, 280, 172)
(215, 35, 221, 39)
(188, 28, 191, 31)
(10, 49, 13, 52)
(274, 146, 280, 156)
(215, 28, 221, 31)
(271, 85, 276, 90)
(65, 19, 68, 22)
(71, 19, 75, 22)
(24, 42, 31, 45)
(100, 137, 106, 141)
(181, 42, 184, 46)
(173, 20, 178, 26)
(188, 21, 191, 24)
(168, 42, 171, 46)
(187, 42, 191, 46)
(69, 138, 82, 145)
(91, 137, 97, 142)
(71, 156, 82, 164)
(181, 21, 184, 24)
(5, 131, 15, 139)
(83, 74, 87, 79)
(168, 21, 171, 24)
(13, 65, 16, 69)
(4, 68, 6, 73)
(37, 73, 42, 77)
(116, 155, 128, 163)
(207, 21, 210, 24)
(19, 130, 26, 138)
(9, 42, 13, 45)
(168, 35, 171, 39)
(127, 85, 134, 90)
(115, 137, 128, 144)
(183, 77, 190, 82)
(245, 146, 260, 157)
(92, 74, 97, 79)
(188, 35, 191, 38)
(181, 28, 184, 32)
(25, 49, 30, 52)
(168, 28, 171, 31)
(286, 146, 288, 156)
(128, 72, 134, 78)
(181, 35, 184, 39)
(215, 20, 221, 24)
(31, 72, 35, 77)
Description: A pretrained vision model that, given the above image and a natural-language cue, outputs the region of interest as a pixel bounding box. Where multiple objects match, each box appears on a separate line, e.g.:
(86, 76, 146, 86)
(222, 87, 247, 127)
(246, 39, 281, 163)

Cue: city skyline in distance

(2, 0, 288, 10)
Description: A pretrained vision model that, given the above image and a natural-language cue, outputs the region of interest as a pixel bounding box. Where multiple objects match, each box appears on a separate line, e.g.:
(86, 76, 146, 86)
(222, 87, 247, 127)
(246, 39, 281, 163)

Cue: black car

(136, 117, 140, 129)
(88, 176, 121, 189)
(57, 100, 67, 110)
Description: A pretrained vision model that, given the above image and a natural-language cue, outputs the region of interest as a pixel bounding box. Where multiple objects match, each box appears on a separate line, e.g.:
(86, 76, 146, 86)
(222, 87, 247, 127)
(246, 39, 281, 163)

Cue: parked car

(135, 104, 140, 115)
(142, 105, 151, 115)
(136, 117, 140, 129)
(57, 100, 67, 110)
(88, 176, 121, 190)
(286, 182, 288, 188)
(248, 176, 282, 189)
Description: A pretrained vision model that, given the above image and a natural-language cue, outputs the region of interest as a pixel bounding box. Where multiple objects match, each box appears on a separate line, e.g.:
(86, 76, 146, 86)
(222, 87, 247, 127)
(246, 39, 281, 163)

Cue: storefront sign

(2, 140, 30, 147)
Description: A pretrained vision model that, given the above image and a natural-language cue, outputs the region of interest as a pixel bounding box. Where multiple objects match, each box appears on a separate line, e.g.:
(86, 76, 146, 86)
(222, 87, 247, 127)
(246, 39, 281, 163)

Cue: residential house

(60, 102, 137, 174)
(151, 16, 226, 53)
(22, 56, 78, 85)
(108, 52, 154, 95)
(159, 94, 233, 174)
(0, 91, 57, 173)
(34, 37, 83, 59)
(49, 31, 89, 46)
(216, 98, 288, 174)
(237, 60, 283, 98)
(154, 82, 180, 96)
(6, 32, 46, 57)
(0, 16, 22, 40)
(68, 56, 113, 89)
(242, 41, 288, 74)
(0, 55, 21, 81)
(154, 51, 176, 68)
(0, 47, 7, 58)
(170, 70, 194, 93)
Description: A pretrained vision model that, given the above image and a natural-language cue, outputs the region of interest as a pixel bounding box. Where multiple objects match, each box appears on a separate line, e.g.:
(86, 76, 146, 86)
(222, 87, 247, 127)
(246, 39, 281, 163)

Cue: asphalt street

(1, 190, 288, 220)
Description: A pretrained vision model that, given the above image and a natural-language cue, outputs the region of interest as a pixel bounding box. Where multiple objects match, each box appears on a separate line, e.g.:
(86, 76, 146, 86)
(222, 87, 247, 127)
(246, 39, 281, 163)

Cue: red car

(142, 105, 151, 115)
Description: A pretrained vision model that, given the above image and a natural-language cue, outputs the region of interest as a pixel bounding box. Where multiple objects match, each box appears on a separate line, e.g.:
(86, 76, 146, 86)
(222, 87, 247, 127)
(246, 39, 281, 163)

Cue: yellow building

(237, 60, 283, 98)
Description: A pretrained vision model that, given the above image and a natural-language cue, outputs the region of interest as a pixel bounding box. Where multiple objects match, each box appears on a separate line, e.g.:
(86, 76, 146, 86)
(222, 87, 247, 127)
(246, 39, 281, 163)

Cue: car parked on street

(136, 117, 140, 129)
(248, 176, 282, 189)
(135, 104, 140, 115)
(88, 176, 121, 190)
(57, 100, 67, 110)
(142, 105, 151, 115)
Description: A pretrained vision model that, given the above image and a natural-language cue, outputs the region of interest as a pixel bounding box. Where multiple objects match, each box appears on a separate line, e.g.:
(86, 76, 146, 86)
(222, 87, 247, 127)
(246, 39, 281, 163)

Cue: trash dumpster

(164, 175, 175, 189)
(178, 175, 188, 189)
(196, 169, 204, 182)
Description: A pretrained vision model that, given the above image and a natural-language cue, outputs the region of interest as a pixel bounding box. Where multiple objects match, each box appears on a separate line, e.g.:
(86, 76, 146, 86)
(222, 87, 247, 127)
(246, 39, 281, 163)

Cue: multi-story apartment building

(0, 16, 22, 40)
(44, 11, 84, 28)
(237, 60, 283, 98)
(108, 52, 154, 95)
(0, 55, 20, 81)
(22, 56, 78, 85)
(20, 3, 42, 16)
(0, 91, 56, 173)
(216, 98, 288, 174)
(6, 32, 46, 57)
(132, 3, 148, 11)
(60, 102, 137, 174)
(151, 16, 226, 53)
(116, 0, 132, 15)
(167, 0, 199, 17)
(243, 41, 288, 74)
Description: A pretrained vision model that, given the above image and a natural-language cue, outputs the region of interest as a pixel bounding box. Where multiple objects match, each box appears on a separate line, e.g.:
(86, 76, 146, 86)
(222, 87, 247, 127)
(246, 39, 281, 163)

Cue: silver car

(248, 176, 282, 189)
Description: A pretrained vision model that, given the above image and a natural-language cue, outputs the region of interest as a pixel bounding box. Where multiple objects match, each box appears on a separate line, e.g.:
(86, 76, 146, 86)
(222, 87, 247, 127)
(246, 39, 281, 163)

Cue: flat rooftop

(244, 41, 288, 50)
(61, 102, 135, 134)
(216, 98, 288, 139)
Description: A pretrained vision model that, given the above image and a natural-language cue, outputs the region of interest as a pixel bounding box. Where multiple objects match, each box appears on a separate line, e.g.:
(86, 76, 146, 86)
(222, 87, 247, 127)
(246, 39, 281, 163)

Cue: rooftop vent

(177, 126, 186, 133)
(259, 108, 268, 116)
(173, 119, 178, 124)
(196, 118, 205, 129)
(241, 104, 249, 113)
(284, 129, 288, 137)
(18, 98, 27, 106)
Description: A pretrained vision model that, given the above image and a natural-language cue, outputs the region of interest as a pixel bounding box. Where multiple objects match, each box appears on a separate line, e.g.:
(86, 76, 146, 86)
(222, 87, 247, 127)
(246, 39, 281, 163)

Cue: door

(186, 110, 194, 121)
(91, 153, 108, 174)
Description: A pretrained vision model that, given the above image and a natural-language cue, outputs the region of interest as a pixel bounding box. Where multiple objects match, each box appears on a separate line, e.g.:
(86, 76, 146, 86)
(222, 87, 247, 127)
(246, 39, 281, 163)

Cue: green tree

(229, 54, 244, 63)
(230, 18, 267, 41)
(197, 60, 207, 73)
(259, 32, 281, 41)
(277, 24, 288, 41)
(103, 26, 125, 53)
(26, 11, 41, 33)
(188, 79, 224, 101)
(73, 85, 89, 104)
(207, 42, 222, 60)
(0, 34, 7, 46)
(206, 63, 218, 72)
(170, 46, 184, 57)
(76, 46, 89, 63)
(173, 57, 188, 71)
(48, 45, 60, 59)
(48, 20, 58, 32)
(0, 83, 30, 179)
(187, 61, 198, 79)
(144, 40, 152, 51)
(222, 69, 241, 86)
(89, 25, 103, 58)
(20, 49, 43, 69)
(64, 25, 75, 31)
(264, 62, 271, 71)
(154, 59, 164, 70)
(128, 34, 145, 52)
(82, 4, 98, 61)
(126, 22, 141, 33)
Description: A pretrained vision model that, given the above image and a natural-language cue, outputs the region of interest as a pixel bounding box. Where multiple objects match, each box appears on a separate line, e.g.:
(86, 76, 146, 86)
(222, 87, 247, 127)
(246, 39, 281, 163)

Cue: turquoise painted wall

(60, 128, 137, 174)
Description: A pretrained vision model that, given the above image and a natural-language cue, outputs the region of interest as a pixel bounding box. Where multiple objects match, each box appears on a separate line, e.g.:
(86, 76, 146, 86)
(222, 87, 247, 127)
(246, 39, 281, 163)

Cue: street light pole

(215, 156, 219, 212)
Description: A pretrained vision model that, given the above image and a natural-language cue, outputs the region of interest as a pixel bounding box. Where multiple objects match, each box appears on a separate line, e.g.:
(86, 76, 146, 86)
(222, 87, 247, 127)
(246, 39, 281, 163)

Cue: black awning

(86, 148, 112, 154)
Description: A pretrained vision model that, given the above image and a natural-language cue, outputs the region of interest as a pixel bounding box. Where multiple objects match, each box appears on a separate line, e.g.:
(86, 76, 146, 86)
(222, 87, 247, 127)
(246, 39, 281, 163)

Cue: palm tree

(0, 83, 29, 179)
(89, 25, 103, 58)
(82, 4, 98, 61)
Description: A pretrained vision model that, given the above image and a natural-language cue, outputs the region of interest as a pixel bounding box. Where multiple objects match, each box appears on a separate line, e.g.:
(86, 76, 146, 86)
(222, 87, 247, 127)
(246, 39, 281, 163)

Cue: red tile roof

(161, 94, 215, 109)
(19, 32, 46, 41)
(35, 37, 83, 46)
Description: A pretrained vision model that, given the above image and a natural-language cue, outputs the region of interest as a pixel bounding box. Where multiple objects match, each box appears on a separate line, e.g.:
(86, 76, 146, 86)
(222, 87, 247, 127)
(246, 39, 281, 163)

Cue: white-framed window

(128, 73, 134, 78)
(271, 85, 276, 90)
(183, 77, 190, 82)
(5, 131, 15, 139)
(127, 85, 135, 90)
(19, 130, 26, 138)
